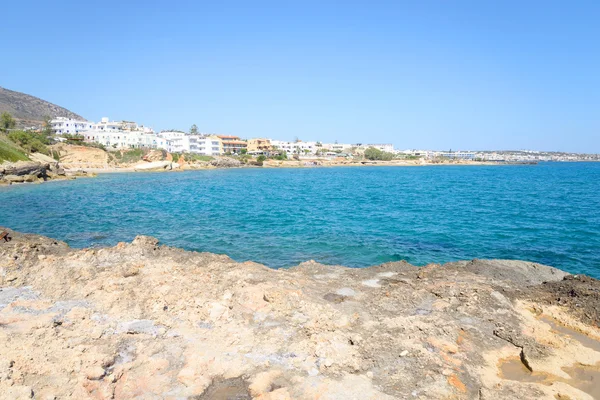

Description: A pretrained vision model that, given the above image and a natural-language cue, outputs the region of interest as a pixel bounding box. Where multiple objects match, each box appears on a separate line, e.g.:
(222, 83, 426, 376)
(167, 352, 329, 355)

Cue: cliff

(0, 229, 599, 399)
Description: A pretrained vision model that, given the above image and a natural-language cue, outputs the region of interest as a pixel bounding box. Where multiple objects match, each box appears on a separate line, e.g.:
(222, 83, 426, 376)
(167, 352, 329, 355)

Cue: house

(247, 138, 272, 152)
(51, 117, 94, 135)
(217, 135, 247, 154)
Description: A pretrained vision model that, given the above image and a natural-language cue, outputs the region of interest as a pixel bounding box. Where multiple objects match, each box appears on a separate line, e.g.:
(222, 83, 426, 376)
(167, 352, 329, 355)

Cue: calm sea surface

(1, 163, 599, 278)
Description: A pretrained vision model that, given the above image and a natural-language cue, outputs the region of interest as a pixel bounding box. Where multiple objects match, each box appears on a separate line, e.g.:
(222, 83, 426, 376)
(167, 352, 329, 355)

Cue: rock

(0, 229, 599, 400)
(85, 366, 106, 380)
(143, 150, 166, 162)
(133, 161, 172, 171)
(22, 174, 39, 183)
(3, 386, 34, 399)
(3, 174, 25, 183)
(210, 157, 242, 168)
(3, 161, 45, 177)
(29, 152, 58, 166)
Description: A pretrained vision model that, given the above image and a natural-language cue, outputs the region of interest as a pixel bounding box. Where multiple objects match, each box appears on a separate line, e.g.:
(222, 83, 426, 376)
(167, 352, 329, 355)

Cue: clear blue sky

(1, 1, 599, 152)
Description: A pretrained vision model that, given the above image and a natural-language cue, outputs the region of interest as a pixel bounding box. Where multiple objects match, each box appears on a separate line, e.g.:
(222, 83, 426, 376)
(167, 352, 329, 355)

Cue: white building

(51, 117, 94, 135)
(433, 151, 476, 160)
(94, 117, 154, 134)
(157, 131, 186, 141)
(53, 116, 154, 136)
(189, 135, 222, 156)
(84, 130, 162, 149)
(152, 133, 223, 155)
(321, 142, 354, 152)
(271, 140, 320, 155)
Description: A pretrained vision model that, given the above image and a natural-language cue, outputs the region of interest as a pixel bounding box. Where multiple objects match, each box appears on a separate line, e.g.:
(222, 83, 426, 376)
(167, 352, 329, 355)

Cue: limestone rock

(133, 161, 172, 171)
(3, 161, 45, 177)
(0, 228, 598, 400)
(210, 157, 242, 168)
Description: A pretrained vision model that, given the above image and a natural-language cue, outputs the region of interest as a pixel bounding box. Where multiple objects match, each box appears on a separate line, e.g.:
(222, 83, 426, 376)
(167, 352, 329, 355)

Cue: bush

(364, 147, 394, 161)
(256, 155, 266, 166)
(7, 130, 50, 154)
(113, 148, 145, 164)
(270, 152, 287, 160)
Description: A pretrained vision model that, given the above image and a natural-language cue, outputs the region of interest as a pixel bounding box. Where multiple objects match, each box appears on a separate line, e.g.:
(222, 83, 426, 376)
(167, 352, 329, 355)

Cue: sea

(1, 163, 599, 278)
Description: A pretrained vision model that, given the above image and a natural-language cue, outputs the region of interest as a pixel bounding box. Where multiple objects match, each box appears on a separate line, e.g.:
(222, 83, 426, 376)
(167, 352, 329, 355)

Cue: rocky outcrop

(133, 161, 175, 171)
(1, 160, 46, 177)
(0, 161, 48, 184)
(210, 157, 243, 168)
(142, 150, 167, 162)
(0, 159, 93, 185)
(0, 229, 599, 399)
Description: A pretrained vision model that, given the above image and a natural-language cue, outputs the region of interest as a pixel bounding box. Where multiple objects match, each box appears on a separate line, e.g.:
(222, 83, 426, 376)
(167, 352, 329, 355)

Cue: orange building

(217, 135, 247, 154)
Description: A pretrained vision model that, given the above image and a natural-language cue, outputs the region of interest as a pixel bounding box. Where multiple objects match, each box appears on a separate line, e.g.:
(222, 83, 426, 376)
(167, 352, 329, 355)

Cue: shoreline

(74, 160, 535, 174)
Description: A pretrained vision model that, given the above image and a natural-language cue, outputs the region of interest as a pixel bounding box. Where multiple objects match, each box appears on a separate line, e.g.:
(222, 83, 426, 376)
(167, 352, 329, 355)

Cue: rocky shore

(1, 229, 599, 399)
(0, 159, 93, 186)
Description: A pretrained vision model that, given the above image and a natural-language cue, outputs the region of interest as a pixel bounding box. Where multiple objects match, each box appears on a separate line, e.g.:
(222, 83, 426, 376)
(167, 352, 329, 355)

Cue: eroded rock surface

(1, 228, 599, 399)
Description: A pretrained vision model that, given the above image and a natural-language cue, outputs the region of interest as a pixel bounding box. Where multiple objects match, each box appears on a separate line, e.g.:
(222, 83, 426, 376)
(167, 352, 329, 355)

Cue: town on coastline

(48, 116, 599, 163)
(2, 110, 600, 186)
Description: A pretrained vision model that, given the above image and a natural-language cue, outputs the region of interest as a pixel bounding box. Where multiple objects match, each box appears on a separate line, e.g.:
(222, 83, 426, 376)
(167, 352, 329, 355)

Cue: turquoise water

(1, 163, 599, 278)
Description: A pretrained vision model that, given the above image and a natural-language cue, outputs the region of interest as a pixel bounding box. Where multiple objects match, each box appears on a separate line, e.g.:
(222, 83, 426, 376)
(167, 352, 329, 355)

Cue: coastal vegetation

(1, 111, 17, 132)
(7, 130, 50, 155)
(111, 148, 145, 164)
(0, 112, 58, 161)
(183, 153, 214, 162)
(364, 146, 395, 161)
(0, 134, 29, 162)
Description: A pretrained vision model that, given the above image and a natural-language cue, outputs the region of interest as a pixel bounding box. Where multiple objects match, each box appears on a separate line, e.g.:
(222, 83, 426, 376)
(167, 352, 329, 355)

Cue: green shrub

(113, 148, 145, 164)
(270, 151, 287, 160)
(7, 130, 50, 154)
(364, 147, 394, 161)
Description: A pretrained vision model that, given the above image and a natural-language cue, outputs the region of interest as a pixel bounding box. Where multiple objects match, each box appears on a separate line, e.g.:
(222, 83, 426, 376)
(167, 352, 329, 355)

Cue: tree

(1, 112, 16, 132)
(42, 115, 53, 136)
(240, 148, 247, 154)
(256, 155, 266, 165)
(364, 147, 394, 161)
(189, 124, 199, 135)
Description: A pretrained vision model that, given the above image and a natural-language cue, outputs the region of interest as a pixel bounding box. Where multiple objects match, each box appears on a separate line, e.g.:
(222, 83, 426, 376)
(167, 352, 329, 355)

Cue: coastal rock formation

(210, 157, 242, 168)
(52, 144, 109, 170)
(0, 160, 92, 185)
(1, 229, 599, 399)
(133, 160, 175, 171)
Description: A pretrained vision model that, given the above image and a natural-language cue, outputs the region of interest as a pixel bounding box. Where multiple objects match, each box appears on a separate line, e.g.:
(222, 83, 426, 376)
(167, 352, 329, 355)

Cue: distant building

(435, 151, 476, 160)
(218, 135, 247, 154)
(271, 140, 320, 155)
(247, 138, 272, 153)
(85, 130, 161, 149)
(321, 142, 354, 152)
(51, 117, 94, 135)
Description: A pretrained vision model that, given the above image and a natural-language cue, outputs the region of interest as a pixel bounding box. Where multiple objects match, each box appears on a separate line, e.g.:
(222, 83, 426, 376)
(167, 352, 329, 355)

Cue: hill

(0, 86, 86, 126)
